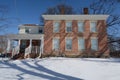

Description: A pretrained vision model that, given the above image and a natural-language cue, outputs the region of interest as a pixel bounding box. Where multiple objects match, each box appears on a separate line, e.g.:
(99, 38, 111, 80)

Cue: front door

(20, 40, 28, 53)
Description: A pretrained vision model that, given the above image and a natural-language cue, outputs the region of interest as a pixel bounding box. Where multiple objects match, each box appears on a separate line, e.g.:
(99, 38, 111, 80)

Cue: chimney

(60, 6, 65, 14)
(83, 8, 89, 14)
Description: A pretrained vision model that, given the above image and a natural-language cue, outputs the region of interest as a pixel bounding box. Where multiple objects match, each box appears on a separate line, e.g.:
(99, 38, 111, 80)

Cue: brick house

(5, 13, 109, 58)
(42, 15, 109, 57)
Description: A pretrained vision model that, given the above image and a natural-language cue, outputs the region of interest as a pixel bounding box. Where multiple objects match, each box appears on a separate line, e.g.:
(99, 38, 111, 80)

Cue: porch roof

(6, 34, 44, 40)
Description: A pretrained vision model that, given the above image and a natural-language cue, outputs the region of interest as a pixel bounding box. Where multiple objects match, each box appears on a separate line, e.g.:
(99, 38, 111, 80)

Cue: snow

(0, 57, 120, 80)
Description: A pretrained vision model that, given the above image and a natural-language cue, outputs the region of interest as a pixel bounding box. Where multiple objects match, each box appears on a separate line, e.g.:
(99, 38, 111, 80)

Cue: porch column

(39, 37, 43, 58)
(29, 39, 32, 53)
(6, 38, 11, 53)
(39, 39, 41, 57)
(11, 40, 14, 58)
(18, 39, 21, 53)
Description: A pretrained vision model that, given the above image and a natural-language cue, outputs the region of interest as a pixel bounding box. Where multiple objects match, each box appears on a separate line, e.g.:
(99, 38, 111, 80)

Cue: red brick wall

(44, 20, 109, 57)
(44, 20, 53, 54)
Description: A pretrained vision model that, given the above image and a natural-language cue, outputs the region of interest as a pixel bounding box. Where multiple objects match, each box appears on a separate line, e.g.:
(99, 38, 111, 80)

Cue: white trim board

(42, 15, 109, 20)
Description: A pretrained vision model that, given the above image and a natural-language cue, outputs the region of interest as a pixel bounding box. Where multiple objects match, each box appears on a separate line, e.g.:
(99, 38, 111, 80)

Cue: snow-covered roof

(42, 15, 109, 20)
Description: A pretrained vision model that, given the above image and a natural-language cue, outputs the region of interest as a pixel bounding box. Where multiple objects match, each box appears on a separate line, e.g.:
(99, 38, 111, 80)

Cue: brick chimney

(60, 6, 65, 14)
(83, 8, 89, 14)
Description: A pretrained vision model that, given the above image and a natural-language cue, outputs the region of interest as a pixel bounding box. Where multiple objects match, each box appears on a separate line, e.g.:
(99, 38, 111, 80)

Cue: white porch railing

(38, 45, 42, 58)
(12, 46, 19, 58)
(31, 46, 40, 54)
(24, 45, 31, 58)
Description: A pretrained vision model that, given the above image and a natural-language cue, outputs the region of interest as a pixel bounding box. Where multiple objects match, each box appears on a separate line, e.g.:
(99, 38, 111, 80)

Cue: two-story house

(5, 12, 109, 58)
(42, 14, 109, 57)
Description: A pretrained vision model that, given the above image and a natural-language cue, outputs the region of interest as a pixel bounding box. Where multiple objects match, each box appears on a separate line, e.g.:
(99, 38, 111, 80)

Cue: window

(91, 38, 98, 51)
(66, 22, 72, 32)
(90, 22, 97, 32)
(53, 22, 60, 33)
(39, 28, 43, 33)
(78, 38, 85, 50)
(53, 38, 59, 50)
(25, 28, 29, 33)
(66, 38, 72, 50)
(78, 22, 84, 32)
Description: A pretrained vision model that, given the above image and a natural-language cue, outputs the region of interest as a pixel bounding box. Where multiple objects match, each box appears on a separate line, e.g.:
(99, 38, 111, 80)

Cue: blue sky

(0, 0, 94, 34)
(0, 0, 120, 37)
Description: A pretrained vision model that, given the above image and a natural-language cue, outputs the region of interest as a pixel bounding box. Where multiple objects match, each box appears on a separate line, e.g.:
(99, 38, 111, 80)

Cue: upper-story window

(66, 22, 72, 32)
(53, 22, 60, 33)
(39, 28, 43, 33)
(25, 27, 29, 33)
(78, 22, 84, 33)
(90, 22, 97, 32)
(91, 37, 98, 51)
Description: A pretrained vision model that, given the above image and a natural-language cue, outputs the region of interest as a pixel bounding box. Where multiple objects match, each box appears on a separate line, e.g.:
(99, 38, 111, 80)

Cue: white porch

(6, 34, 44, 58)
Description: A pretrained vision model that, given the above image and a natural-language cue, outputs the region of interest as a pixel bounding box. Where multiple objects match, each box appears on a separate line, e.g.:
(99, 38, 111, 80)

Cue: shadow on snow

(0, 60, 83, 80)
(81, 58, 120, 63)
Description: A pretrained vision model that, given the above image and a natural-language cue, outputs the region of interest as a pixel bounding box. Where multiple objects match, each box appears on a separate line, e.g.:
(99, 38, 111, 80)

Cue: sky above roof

(0, 0, 95, 34)
(0, 0, 120, 37)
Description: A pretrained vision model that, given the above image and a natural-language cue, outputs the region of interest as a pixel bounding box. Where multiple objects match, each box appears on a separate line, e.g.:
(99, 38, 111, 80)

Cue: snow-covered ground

(0, 57, 120, 80)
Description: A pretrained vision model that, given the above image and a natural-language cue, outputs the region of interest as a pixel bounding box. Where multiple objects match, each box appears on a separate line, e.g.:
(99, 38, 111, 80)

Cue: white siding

(19, 25, 41, 34)
(28, 26, 39, 34)
(19, 28, 26, 34)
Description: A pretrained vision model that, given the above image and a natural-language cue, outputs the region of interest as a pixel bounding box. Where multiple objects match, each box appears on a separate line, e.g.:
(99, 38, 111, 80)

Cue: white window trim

(65, 37, 72, 51)
(78, 37, 85, 51)
(90, 21, 97, 33)
(65, 21, 72, 33)
(52, 37, 60, 51)
(25, 27, 30, 33)
(78, 21, 85, 33)
(91, 37, 98, 51)
(91, 37, 98, 39)
(53, 21, 60, 33)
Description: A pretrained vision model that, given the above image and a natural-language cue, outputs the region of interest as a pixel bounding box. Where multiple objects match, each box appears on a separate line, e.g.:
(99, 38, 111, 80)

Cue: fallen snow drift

(0, 58, 120, 80)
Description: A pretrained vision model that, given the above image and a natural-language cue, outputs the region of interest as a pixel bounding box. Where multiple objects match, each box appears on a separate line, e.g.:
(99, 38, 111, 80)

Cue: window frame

(25, 27, 30, 33)
(39, 28, 43, 33)
(91, 37, 98, 51)
(52, 37, 60, 51)
(90, 21, 97, 33)
(66, 21, 72, 33)
(78, 37, 85, 51)
(78, 21, 84, 33)
(53, 21, 60, 33)
(65, 37, 72, 51)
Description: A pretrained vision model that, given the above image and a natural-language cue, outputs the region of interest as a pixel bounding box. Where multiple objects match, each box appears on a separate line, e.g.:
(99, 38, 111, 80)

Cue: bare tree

(40, 4, 75, 24)
(0, 5, 20, 34)
(44, 4, 75, 15)
(0, 5, 9, 31)
(0, 36, 7, 53)
(89, 0, 120, 28)
(89, 0, 120, 57)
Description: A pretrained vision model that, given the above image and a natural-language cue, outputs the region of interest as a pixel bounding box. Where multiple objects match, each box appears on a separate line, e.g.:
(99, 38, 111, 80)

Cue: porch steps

(12, 53, 40, 60)
(12, 53, 24, 60)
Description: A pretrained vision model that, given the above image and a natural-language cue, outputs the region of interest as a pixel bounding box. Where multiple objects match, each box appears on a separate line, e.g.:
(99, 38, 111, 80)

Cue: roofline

(42, 15, 109, 20)
(6, 34, 44, 40)
(18, 24, 44, 28)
